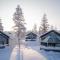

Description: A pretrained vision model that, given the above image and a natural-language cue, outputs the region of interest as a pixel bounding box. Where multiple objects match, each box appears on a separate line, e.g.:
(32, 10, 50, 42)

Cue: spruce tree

(13, 5, 26, 39)
(0, 19, 3, 32)
(32, 24, 37, 34)
(40, 14, 49, 34)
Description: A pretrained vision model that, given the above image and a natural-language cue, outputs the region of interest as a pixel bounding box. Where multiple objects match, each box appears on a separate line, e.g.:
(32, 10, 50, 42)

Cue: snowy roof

(41, 35, 60, 43)
(0, 31, 9, 40)
(40, 30, 60, 43)
(40, 30, 60, 38)
(41, 36, 50, 42)
(26, 32, 37, 36)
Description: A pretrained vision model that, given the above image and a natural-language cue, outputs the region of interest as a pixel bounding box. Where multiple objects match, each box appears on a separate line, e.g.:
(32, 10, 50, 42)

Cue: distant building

(40, 30, 60, 51)
(0, 31, 9, 48)
(26, 32, 37, 41)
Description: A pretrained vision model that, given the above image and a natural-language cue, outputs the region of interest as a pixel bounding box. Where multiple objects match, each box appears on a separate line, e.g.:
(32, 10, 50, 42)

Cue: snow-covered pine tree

(0, 19, 3, 31)
(39, 26, 42, 35)
(40, 14, 49, 34)
(13, 5, 26, 40)
(32, 24, 37, 34)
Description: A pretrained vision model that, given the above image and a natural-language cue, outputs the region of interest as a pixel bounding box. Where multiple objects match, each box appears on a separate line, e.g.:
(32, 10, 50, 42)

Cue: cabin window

(56, 44, 60, 47)
(48, 43, 55, 47)
(41, 42, 47, 46)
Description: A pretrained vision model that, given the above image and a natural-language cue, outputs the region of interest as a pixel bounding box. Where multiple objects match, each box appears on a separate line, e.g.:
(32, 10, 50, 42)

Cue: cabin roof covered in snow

(40, 30, 60, 38)
(0, 31, 9, 40)
(40, 30, 60, 43)
(26, 32, 37, 36)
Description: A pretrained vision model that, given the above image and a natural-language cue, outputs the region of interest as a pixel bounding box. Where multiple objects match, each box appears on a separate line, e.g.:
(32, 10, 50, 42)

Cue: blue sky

(0, 0, 60, 31)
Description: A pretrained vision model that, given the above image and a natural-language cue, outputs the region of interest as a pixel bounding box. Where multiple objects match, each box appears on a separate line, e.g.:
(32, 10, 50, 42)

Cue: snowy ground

(0, 46, 12, 60)
(0, 42, 60, 60)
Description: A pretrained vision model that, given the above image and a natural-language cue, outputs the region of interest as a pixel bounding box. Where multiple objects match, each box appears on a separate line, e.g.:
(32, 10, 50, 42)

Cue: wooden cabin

(40, 30, 60, 51)
(26, 32, 37, 41)
(0, 31, 9, 48)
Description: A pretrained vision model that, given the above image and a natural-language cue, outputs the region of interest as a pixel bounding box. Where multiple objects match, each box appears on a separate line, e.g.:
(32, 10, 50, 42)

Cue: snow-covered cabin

(0, 31, 9, 48)
(40, 30, 60, 50)
(26, 32, 37, 41)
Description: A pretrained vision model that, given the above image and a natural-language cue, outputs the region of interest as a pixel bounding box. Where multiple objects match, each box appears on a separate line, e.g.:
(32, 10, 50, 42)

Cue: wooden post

(47, 42, 48, 47)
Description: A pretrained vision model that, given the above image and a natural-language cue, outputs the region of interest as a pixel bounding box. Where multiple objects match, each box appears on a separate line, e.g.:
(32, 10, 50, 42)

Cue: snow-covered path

(22, 47, 46, 60)
(10, 45, 19, 60)
(10, 45, 46, 60)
